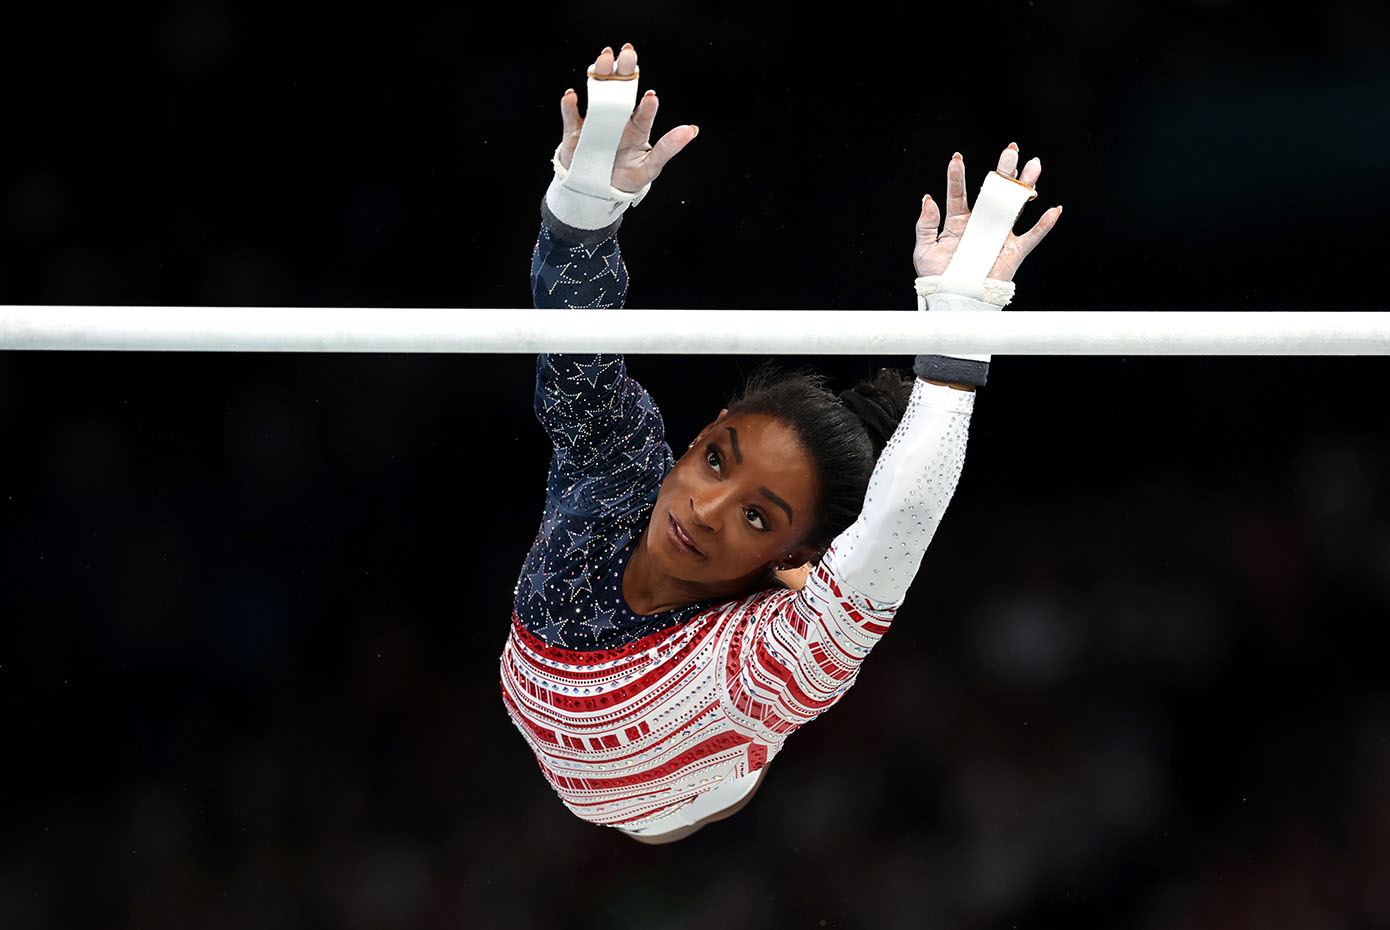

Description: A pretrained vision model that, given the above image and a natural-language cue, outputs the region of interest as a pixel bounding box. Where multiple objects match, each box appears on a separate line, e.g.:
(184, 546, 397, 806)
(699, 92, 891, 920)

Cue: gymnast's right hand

(558, 44, 699, 194)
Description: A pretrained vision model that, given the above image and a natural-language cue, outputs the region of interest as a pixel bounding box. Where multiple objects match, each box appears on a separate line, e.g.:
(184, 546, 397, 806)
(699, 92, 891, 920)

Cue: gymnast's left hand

(913, 143, 1062, 282)
(559, 43, 700, 194)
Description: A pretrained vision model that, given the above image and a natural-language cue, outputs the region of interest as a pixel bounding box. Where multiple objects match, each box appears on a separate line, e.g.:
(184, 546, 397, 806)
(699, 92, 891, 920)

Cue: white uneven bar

(1, 307, 1388, 355)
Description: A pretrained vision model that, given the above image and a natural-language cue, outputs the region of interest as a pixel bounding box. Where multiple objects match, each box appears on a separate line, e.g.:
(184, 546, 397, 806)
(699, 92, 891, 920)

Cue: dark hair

(724, 363, 913, 557)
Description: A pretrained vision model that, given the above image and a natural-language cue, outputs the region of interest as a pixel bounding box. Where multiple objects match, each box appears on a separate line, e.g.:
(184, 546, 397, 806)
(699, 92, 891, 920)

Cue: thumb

(644, 124, 700, 180)
(915, 194, 940, 244)
(559, 88, 583, 169)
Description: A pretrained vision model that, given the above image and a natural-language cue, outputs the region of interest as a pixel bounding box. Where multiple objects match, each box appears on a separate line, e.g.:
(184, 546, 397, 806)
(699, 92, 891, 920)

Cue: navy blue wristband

(913, 354, 989, 387)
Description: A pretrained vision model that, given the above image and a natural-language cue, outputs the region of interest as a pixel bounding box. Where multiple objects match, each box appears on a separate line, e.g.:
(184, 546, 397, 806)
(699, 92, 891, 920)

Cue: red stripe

(786, 607, 809, 638)
(511, 612, 698, 665)
(752, 639, 834, 713)
(810, 611, 861, 664)
(556, 731, 754, 793)
(515, 619, 720, 713)
(509, 654, 703, 741)
(807, 643, 853, 682)
(761, 616, 851, 694)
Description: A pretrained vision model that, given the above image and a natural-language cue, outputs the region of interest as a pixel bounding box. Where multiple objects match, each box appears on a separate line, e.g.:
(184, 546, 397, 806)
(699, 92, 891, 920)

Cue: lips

(667, 512, 703, 556)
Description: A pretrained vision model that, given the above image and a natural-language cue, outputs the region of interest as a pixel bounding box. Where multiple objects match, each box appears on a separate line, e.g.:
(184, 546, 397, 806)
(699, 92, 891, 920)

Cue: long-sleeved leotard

(499, 221, 974, 832)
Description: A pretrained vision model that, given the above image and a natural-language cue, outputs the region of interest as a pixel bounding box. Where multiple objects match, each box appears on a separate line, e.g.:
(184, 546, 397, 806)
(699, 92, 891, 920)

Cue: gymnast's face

(645, 411, 821, 593)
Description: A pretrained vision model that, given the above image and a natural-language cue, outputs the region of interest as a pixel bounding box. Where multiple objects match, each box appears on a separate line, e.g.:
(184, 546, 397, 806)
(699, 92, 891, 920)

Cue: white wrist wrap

(544, 67, 653, 231)
(912, 278, 1014, 363)
(914, 276, 1015, 311)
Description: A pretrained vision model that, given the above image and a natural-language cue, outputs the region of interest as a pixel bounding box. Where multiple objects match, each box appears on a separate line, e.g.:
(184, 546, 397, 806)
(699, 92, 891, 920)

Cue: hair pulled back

(724, 363, 913, 557)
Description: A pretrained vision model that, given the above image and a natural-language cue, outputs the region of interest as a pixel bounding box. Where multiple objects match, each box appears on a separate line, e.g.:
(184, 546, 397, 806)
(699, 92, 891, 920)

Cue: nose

(689, 484, 735, 534)
(689, 495, 715, 532)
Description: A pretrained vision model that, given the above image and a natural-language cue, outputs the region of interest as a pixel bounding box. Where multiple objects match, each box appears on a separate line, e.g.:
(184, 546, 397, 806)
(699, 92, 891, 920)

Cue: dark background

(3, 1, 1389, 927)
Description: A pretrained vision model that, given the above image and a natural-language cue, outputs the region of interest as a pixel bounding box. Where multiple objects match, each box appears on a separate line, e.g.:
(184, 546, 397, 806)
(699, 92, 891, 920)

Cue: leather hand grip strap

(940, 170, 1037, 299)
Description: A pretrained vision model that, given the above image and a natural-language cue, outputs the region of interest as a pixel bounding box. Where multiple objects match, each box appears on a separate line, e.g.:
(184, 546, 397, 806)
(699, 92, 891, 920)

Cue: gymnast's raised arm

(526, 43, 698, 512)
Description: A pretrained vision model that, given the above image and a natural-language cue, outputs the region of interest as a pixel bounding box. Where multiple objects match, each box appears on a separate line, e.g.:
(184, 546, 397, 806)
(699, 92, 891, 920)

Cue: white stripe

(2, 307, 1387, 355)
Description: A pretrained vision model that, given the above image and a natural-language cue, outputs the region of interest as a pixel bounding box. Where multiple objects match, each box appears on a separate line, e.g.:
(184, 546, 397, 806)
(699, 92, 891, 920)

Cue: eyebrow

(759, 486, 794, 525)
(725, 427, 742, 464)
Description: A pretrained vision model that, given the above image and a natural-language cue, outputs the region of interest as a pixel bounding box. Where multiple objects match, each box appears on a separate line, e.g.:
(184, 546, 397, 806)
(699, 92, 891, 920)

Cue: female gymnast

(499, 43, 1061, 843)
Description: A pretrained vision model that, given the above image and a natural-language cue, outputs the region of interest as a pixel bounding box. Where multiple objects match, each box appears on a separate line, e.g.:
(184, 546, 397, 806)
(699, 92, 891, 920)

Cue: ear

(685, 408, 731, 453)
(772, 550, 811, 586)
(774, 543, 822, 571)
(704, 408, 729, 435)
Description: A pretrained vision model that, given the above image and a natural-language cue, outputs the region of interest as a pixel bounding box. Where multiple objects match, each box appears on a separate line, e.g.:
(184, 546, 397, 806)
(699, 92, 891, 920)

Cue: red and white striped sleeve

(720, 379, 975, 744)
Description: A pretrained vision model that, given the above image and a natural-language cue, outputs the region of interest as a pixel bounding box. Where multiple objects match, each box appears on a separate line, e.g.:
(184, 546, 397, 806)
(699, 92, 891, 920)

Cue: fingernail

(691, 125, 699, 137)
(922, 194, 932, 205)
(953, 152, 962, 159)
(565, 88, 574, 95)
(1008, 141, 1018, 150)
(622, 42, 634, 50)
(602, 46, 613, 55)
(644, 89, 656, 96)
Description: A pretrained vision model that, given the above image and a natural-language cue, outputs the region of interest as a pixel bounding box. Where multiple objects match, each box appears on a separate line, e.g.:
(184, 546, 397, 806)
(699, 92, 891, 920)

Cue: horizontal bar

(2, 307, 1388, 355)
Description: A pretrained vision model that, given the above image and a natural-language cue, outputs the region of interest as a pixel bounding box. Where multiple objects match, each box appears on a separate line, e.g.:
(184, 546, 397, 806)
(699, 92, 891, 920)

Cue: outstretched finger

(559, 88, 582, 166)
(1009, 205, 1063, 268)
(943, 153, 969, 228)
(916, 193, 941, 245)
(560, 88, 581, 136)
(615, 43, 637, 76)
(592, 46, 615, 76)
(997, 142, 1020, 179)
(627, 89, 659, 144)
(1019, 155, 1041, 189)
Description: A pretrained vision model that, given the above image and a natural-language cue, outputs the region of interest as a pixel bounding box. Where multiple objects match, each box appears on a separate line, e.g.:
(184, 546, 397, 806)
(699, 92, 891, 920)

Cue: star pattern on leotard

(621, 438, 657, 466)
(601, 247, 625, 280)
(564, 526, 593, 556)
(571, 356, 617, 388)
(526, 564, 557, 600)
(517, 223, 710, 651)
(532, 224, 628, 311)
(533, 614, 569, 645)
(542, 385, 583, 413)
(584, 604, 618, 632)
(549, 417, 586, 448)
(550, 261, 586, 291)
(558, 441, 604, 472)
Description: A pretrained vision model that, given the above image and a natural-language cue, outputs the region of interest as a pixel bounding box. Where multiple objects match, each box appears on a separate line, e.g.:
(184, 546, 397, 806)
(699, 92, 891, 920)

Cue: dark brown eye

(745, 508, 766, 531)
(706, 445, 721, 473)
